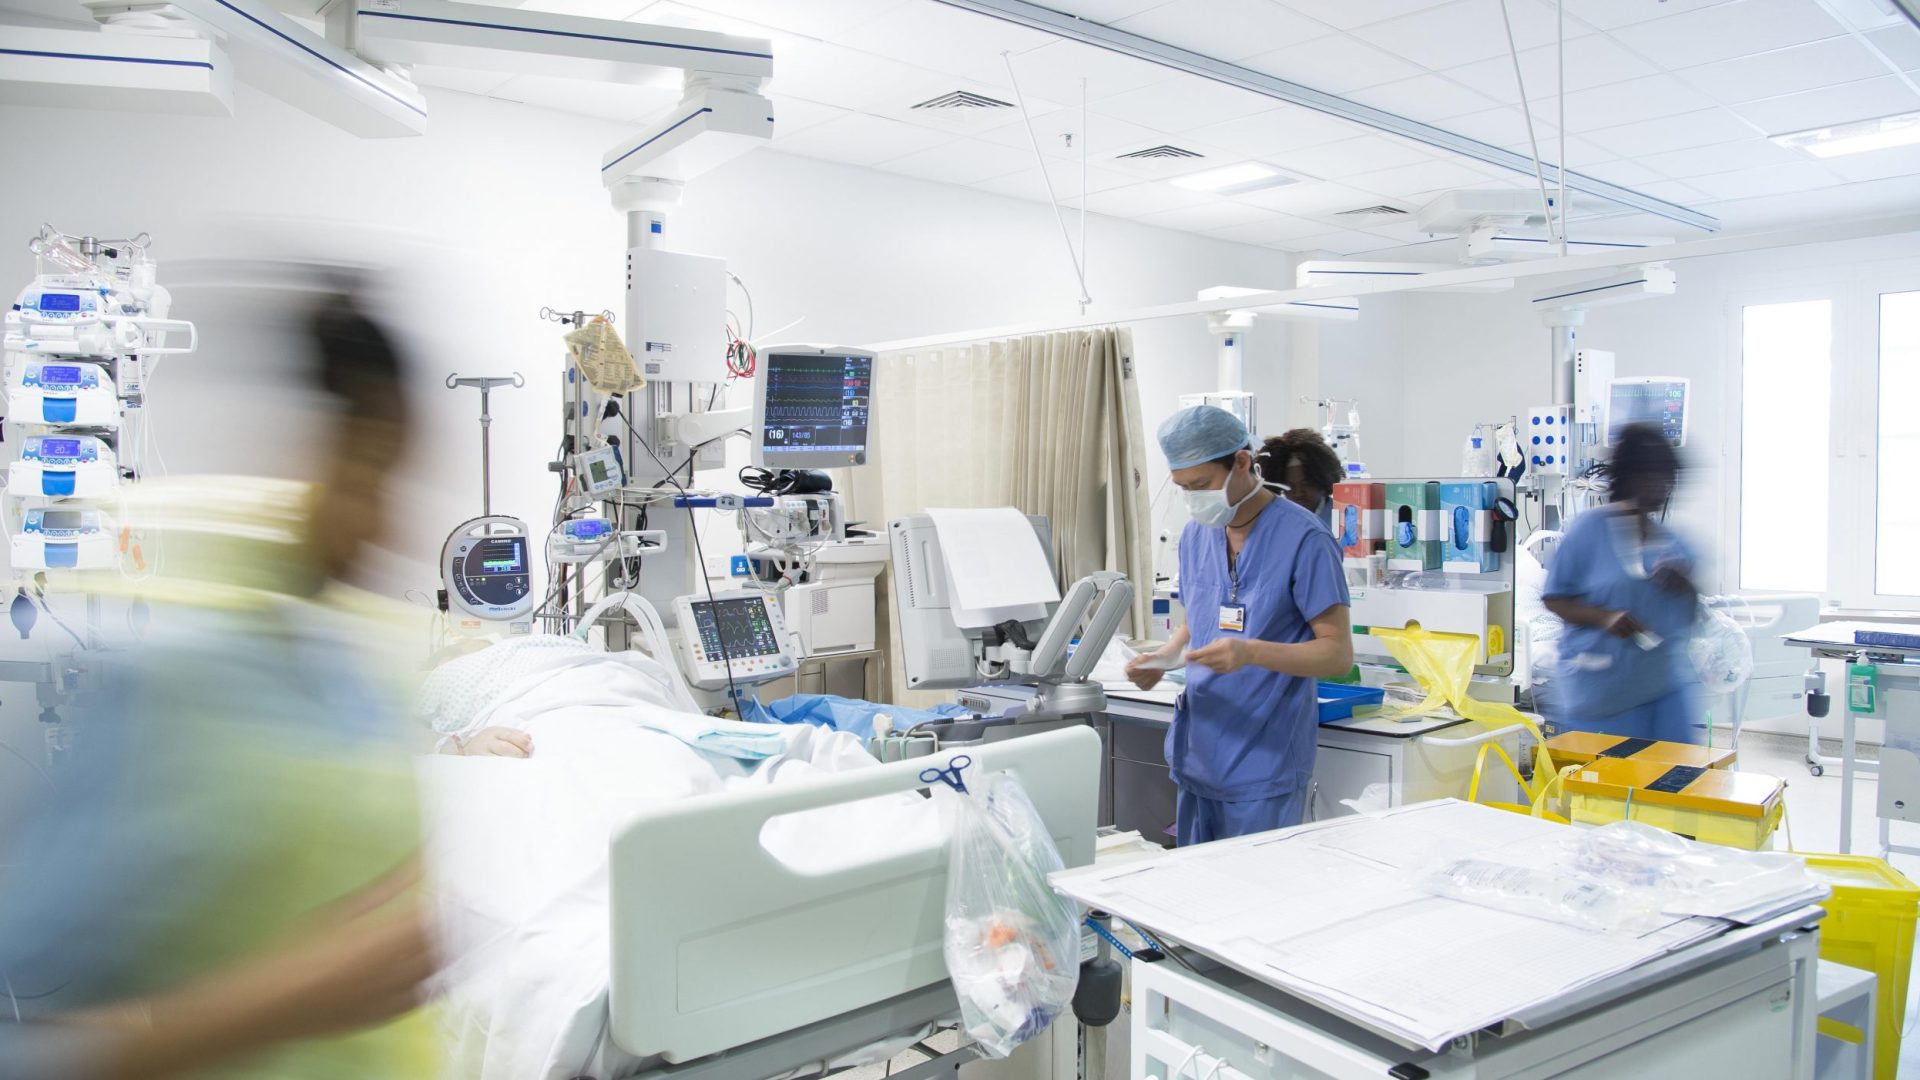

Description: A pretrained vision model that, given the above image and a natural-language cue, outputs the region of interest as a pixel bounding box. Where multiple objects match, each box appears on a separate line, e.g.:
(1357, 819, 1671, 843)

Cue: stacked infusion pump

(4, 227, 195, 572)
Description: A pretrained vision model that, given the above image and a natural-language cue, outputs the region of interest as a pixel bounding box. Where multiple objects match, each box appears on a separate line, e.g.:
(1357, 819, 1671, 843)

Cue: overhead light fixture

(1772, 110, 1920, 157)
(1169, 162, 1297, 196)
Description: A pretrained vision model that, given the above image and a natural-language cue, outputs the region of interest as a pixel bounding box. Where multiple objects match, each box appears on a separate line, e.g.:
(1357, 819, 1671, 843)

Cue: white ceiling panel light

(1773, 109, 1920, 156)
(1168, 161, 1302, 195)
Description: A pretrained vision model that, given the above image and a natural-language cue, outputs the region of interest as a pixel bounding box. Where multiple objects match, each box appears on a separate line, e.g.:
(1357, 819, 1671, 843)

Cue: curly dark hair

(1606, 422, 1681, 508)
(1257, 428, 1344, 496)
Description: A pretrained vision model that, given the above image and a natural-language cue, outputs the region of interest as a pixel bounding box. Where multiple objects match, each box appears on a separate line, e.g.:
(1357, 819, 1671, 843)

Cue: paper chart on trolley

(1051, 800, 1753, 1052)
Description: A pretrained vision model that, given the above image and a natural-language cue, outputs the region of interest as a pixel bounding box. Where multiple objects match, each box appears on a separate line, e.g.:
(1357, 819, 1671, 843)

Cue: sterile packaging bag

(565, 315, 643, 394)
(940, 772, 1081, 1058)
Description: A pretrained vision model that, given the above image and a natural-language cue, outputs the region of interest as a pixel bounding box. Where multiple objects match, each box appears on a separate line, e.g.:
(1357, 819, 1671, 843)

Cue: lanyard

(1224, 530, 1240, 604)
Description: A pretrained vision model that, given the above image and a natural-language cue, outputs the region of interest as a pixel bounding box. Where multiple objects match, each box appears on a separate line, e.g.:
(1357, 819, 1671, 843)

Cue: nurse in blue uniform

(1126, 406, 1354, 845)
(1542, 422, 1703, 743)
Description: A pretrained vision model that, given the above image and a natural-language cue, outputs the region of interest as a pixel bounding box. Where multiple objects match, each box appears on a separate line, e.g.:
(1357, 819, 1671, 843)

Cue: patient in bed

(415, 634, 938, 1080)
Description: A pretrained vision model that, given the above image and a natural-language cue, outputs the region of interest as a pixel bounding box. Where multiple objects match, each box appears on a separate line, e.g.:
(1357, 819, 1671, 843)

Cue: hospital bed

(424, 695, 1101, 1080)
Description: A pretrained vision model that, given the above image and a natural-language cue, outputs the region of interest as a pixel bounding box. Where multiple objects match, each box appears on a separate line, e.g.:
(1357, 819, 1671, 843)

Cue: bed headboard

(607, 724, 1101, 1064)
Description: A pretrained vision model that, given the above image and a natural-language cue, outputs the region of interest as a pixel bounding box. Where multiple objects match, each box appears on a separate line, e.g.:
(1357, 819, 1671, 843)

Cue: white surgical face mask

(1184, 464, 1261, 528)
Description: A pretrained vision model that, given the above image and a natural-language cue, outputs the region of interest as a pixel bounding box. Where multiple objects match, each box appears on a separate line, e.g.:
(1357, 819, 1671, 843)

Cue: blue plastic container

(1316, 682, 1385, 722)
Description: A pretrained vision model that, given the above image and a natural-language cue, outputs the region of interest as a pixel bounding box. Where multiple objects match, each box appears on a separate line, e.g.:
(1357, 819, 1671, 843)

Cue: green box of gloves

(1386, 481, 1441, 571)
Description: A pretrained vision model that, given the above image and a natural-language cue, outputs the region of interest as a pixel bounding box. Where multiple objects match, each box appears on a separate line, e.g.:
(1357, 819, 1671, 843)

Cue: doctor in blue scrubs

(1543, 422, 1703, 743)
(1126, 406, 1354, 845)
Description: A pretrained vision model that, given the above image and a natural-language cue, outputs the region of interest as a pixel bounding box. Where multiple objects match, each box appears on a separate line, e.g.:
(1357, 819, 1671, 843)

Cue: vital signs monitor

(752, 346, 875, 470)
(1605, 377, 1690, 448)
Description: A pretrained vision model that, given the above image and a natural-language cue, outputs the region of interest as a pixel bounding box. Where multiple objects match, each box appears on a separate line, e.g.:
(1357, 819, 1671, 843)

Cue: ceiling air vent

(1335, 205, 1410, 218)
(1116, 145, 1205, 161)
(911, 90, 1014, 112)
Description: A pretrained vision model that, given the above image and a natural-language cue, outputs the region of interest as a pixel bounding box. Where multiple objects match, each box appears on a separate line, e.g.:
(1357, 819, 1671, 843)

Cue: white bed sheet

(419, 651, 942, 1080)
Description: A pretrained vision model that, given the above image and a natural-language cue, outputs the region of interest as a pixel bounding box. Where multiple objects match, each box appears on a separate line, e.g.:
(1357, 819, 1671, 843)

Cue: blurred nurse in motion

(1542, 422, 1703, 744)
(0, 284, 442, 1077)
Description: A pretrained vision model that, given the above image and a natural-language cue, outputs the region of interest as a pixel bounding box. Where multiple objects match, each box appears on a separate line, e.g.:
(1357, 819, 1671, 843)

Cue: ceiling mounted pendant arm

(1002, 50, 1093, 309)
(932, 0, 1717, 233)
(1497, 0, 1560, 250)
(1557, 0, 1569, 258)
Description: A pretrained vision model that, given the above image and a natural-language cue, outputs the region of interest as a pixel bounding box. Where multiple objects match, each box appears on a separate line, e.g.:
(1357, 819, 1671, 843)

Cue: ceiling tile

(1637, 137, 1805, 178)
(1500, 133, 1613, 168)
(1240, 34, 1424, 94)
(1273, 134, 1435, 180)
(1115, 0, 1335, 60)
(1235, 179, 1407, 216)
(1136, 201, 1279, 232)
(1094, 74, 1283, 132)
(1546, 74, 1719, 131)
(974, 106, 1180, 160)
(1817, 142, 1920, 183)
(408, 64, 517, 96)
(770, 112, 952, 166)
(1348, 158, 1501, 196)
(1206, 213, 1334, 244)
(971, 158, 1140, 200)
(1441, 34, 1659, 103)
(527, 0, 651, 17)
(1678, 37, 1893, 106)
(1573, 158, 1668, 186)
(1075, 181, 1216, 216)
(1265, 0, 1455, 31)
(664, 0, 904, 36)
(1344, 74, 1503, 123)
(1350, 0, 1591, 70)
(1682, 161, 1848, 201)
(1865, 25, 1920, 70)
(837, 3, 1058, 79)
(487, 75, 681, 122)
(985, 39, 1181, 104)
(769, 94, 849, 136)
(1733, 76, 1920, 136)
(1190, 105, 1363, 156)
(1630, 178, 1714, 205)
(1032, 0, 1170, 21)
(872, 137, 1035, 185)
(1288, 228, 1405, 255)
(1607, 0, 1847, 69)
(1552, 0, 1747, 31)
(769, 39, 935, 111)
(1583, 107, 1757, 158)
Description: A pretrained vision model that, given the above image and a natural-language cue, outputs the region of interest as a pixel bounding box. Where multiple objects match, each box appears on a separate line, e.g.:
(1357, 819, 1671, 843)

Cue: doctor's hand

(1185, 638, 1251, 675)
(1124, 654, 1167, 691)
(459, 727, 533, 758)
(1600, 610, 1646, 639)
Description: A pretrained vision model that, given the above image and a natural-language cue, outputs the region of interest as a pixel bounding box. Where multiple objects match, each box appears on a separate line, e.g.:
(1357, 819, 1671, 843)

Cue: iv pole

(445, 372, 524, 516)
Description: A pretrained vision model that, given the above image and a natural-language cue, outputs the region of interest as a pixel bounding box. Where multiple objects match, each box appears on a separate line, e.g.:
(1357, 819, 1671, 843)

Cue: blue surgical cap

(1158, 405, 1252, 470)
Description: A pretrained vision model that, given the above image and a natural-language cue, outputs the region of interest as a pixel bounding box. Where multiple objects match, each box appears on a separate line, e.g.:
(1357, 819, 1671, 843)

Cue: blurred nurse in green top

(0, 285, 442, 1078)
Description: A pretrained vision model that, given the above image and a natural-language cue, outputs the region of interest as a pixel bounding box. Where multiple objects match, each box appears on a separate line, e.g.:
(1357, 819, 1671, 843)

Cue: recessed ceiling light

(1772, 110, 1920, 158)
(1169, 162, 1297, 195)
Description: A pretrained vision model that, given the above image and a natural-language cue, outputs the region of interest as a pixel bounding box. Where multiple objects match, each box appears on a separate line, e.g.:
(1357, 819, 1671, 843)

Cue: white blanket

(418, 646, 941, 1080)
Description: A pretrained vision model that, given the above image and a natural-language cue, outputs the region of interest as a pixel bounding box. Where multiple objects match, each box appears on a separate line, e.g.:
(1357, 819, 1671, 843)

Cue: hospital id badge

(1218, 604, 1246, 633)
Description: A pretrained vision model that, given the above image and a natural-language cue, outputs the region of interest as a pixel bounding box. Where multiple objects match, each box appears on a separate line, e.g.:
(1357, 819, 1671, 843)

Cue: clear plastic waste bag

(939, 771, 1081, 1058)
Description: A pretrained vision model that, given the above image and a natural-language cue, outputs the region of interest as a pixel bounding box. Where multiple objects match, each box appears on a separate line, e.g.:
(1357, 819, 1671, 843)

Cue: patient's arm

(442, 727, 533, 758)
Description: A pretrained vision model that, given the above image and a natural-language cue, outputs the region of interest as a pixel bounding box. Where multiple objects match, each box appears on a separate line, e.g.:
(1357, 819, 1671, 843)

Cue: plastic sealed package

(938, 768, 1081, 1059)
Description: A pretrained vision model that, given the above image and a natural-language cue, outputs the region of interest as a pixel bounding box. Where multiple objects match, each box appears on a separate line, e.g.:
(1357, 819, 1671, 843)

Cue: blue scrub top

(1171, 498, 1350, 801)
(1542, 506, 1699, 721)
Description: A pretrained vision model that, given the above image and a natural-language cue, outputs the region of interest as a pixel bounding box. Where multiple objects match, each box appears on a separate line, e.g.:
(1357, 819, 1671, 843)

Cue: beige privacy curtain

(843, 327, 1153, 705)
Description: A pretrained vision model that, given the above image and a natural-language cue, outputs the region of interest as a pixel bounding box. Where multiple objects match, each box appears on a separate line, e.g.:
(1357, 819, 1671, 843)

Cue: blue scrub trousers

(1176, 786, 1309, 846)
(1552, 685, 1702, 745)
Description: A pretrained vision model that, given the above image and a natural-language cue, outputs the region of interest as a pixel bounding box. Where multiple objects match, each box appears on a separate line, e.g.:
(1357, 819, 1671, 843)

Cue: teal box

(1385, 481, 1441, 571)
(1440, 481, 1499, 573)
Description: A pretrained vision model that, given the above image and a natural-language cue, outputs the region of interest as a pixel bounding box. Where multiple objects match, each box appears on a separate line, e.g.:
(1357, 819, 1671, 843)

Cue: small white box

(1526, 404, 1575, 476)
(624, 246, 725, 383)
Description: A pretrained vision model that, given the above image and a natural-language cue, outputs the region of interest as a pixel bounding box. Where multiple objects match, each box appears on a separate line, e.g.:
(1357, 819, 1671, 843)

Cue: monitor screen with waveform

(757, 349, 874, 467)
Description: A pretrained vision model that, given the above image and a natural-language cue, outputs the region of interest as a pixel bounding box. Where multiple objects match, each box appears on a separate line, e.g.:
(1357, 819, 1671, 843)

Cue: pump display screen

(567, 519, 612, 539)
(38, 439, 81, 458)
(761, 352, 871, 458)
(39, 365, 82, 385)
(40, 511, 83, 531)
(689, 597, 782, 663)
(1607, 380, 1688, 447)
(38, 292, 81, 312)
(454, 536, 530, 610)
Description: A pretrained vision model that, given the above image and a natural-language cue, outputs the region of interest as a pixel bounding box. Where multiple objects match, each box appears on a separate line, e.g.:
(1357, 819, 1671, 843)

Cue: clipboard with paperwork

(1050, 800, 1826, 1053)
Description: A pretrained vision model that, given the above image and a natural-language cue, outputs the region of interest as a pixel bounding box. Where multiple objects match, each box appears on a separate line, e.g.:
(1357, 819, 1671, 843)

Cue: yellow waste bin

(1803, 854, 1920, 1080)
